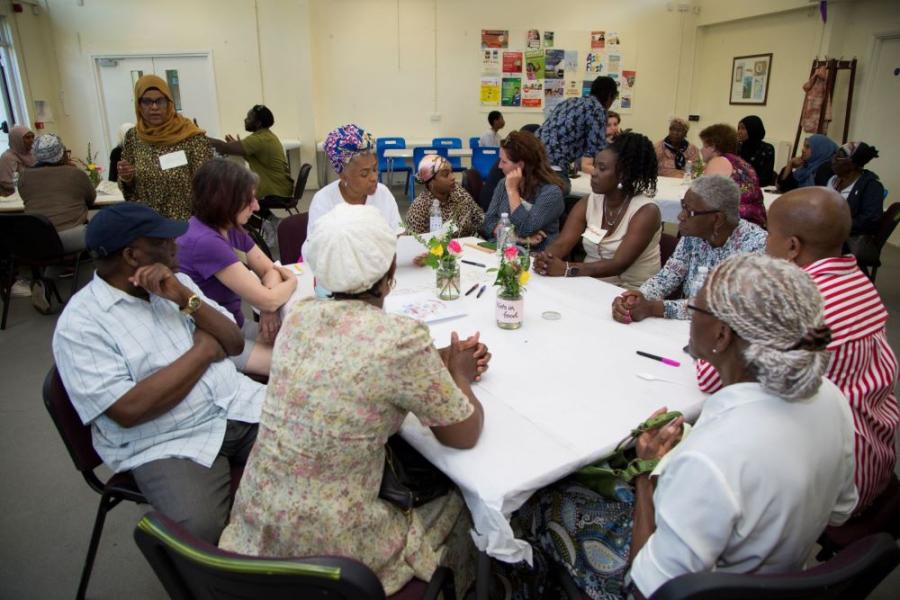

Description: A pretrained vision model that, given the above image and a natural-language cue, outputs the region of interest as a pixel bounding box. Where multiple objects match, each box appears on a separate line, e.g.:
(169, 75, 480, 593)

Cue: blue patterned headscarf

(323, 124, 375, 174)
(794, 134, 838, 187)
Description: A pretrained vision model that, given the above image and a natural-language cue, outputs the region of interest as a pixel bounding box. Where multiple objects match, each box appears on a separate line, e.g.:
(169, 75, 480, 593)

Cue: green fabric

(241, 129, 293, 198)
(137, 516, 342, 579)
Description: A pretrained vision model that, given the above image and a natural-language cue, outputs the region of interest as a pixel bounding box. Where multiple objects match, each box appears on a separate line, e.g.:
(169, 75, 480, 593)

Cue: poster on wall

(730, 53, 772, 105)
(585, 52, 604, 74)
(619, 92, 633, 111)
(544, 31, 555, 48)
(522, 81, 543, 108)
(503, 51, 523, 74)
(526, 29, 541, 49)
(544, 79, 564, 109)
(606, 32, 621, 48)
(524, 50, 545, 80)
(480, 77, 501, 106)
(564, 50, 578, 72)
(481, 29, 509, 48)
(502, 77, 522, 106)
(565, 80, 581, 97)
(605, 53, 622, 75)
(544, 49, 564, 79)
(622, 69, 637, 89)
(481, 49, 501, 74)
(581, 80, 593, 97)
(591, 31, 606, 49)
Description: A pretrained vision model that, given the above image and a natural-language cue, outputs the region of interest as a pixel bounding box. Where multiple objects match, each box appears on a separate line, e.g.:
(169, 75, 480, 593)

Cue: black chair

(857, 201, 900, 282)
(277, 212, 309, 266)
(134, 510, 456, 600)
(259, 163, 312, 216)
(42, 365, 148, 600)
(660, 232, 678, 267)
(649, 533, 900, 600)
(462, 168, 484, 203)
(818, 473, 900, 560)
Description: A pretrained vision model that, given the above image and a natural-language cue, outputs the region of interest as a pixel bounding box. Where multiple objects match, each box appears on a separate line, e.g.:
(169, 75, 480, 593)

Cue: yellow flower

(518, 270, 530, 285)
(88, 163, 97, 170)
(430, 244, 444, 257)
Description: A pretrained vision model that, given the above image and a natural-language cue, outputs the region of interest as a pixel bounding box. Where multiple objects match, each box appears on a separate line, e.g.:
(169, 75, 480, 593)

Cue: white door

(95, 54, 219, 168)
(860, 36, 900, 244)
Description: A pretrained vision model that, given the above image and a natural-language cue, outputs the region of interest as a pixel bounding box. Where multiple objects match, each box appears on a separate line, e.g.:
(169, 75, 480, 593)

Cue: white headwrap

(305, 203, 397, 294)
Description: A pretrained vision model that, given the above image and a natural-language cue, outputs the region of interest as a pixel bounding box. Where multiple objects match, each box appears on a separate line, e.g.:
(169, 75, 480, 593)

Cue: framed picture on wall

(730, 53, 772, 105)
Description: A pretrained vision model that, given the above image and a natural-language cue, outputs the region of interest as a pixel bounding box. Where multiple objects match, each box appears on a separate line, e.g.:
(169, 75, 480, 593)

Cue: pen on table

(476, 285, 487, 298)
(461, 259, 486, 268)
(636, 350, 681, 368)
(464, 283, 479, 296)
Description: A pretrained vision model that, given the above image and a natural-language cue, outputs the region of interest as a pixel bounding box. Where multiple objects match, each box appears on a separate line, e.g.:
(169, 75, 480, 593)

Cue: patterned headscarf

(838, 141, 879, 168)
(664, 117, 691, 170)
(33, 134, 65, 165)
(415, 153, 450, 184)
(323, 124, 375, 174)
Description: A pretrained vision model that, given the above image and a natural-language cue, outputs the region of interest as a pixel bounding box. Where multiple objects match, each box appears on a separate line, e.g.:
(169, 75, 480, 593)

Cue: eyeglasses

(680, 206, 721, 218)
(687, 303, 715, 316)
(139, 97, 169, 108)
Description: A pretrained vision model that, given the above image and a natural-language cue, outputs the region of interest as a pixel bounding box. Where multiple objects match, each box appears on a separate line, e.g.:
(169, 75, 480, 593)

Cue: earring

(711, 348, 718, 354)
(616, 182, 623, 190)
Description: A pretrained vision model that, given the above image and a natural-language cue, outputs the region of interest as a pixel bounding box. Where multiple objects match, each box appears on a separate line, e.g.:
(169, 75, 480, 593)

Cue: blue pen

(476, 285, 487, 298)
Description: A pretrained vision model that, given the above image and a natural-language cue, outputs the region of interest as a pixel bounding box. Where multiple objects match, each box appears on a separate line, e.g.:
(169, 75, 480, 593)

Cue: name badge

(159, 150, 188, 170)
(582, 226, 607, 245)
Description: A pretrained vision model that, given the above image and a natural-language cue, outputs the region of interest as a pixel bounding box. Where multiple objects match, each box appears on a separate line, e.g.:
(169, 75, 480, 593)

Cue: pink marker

(636, 351, 681, 368)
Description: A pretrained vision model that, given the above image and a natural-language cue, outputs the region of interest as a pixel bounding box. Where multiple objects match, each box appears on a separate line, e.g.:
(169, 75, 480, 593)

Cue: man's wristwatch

(564, 262, 580, 278)
(180, 294, 201, 316)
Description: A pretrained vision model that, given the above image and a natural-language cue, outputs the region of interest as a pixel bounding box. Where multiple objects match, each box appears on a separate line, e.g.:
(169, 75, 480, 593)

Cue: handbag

(378, 434, 452, 511)
(574, 411, 683, 499)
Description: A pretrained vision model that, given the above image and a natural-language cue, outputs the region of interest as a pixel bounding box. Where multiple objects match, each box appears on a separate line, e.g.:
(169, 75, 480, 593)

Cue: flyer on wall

(563, 50, 578, 72)
(606, 31, 621, 48)
(481, 29, 508, 48)
(544, 49, 564, 79)
(526, 29, 541, 49)
(605, 53, 622, 75)
(544, 79, 564, 109)
(480, 77, 501, 106)
(502, 51, 523, 74)
(565, 79, 581, 97)
(591, 30, 605, 49)
(585, 52, 604, 74)
(622, 70, 637, 89)
(522, 80, 543, 108)
(501, 77, 522, 106)
(581, 80, 593, 97)
(524, 50, 545, 80)
(543, 31, 555, 48)
(481, 48, 500, 74)
(620, 92, 633, 111)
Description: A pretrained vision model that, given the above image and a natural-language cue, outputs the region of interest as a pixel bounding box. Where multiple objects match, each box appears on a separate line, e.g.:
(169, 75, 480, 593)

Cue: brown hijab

(133, 75, 204, 145)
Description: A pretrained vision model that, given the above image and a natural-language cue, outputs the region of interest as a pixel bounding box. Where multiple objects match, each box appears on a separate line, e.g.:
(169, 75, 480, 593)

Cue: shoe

(31, 280, 52, 314)
(10, 279, 31, 297)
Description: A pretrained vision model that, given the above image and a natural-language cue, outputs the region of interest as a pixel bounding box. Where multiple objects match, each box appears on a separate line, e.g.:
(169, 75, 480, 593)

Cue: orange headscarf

(133, 74, 205, 145)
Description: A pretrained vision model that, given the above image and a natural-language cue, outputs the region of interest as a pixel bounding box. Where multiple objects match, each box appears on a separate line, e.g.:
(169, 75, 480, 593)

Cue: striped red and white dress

(696, 256, 899, 513)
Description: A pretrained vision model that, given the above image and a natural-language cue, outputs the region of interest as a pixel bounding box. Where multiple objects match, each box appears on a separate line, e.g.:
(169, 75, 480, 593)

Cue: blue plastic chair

(432, 137, 464, 172)
(408, 146, 450, 201)
(472, 146, 500, 181)
(469, 136, 480, 149)
(376, 137, 412, 188)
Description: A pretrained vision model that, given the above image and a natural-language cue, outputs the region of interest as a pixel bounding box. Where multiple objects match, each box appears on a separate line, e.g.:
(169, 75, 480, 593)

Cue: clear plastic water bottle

(693, 265, 709, 298)
(683, 160, 693, 185)
(12, 171, 19, 191)
(429, 198, 443, 233)
(496, 212, 513, 257)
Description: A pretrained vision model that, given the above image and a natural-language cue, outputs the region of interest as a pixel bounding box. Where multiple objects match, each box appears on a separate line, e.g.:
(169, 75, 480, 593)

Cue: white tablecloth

(570, 174, 781, 223)
(283, 238, 706, 563)
(0, 180, 125, 213)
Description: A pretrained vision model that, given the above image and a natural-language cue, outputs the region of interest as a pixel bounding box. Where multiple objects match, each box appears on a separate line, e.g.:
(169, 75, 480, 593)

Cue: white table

(570, 174, 781, 223)
(283, 238, 706, 564)
(0, 180, 125, 213)
(280, 138, 302, 182)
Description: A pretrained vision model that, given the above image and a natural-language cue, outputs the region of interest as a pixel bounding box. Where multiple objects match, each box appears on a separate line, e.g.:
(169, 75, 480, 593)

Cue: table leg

(476, 550, 491, 600)
(387, 157, 395, 186)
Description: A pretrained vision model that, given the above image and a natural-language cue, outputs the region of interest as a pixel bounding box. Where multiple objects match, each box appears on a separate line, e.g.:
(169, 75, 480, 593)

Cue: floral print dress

(219, 299, 476, 595)
(723, 153, 767, 228)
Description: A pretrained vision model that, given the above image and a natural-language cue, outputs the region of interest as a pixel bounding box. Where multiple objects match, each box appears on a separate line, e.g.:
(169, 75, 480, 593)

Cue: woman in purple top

(700, 123, 767, 229)
(177, 159, 297, 375)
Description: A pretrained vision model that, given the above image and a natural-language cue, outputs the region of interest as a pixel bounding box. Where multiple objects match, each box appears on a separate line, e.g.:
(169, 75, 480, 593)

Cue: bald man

(696, 187, 899, 515)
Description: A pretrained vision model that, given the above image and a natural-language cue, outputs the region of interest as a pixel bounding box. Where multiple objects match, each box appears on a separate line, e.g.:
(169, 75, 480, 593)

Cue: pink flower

(503, 245, 519, 261)
(448, 239, 462, 255)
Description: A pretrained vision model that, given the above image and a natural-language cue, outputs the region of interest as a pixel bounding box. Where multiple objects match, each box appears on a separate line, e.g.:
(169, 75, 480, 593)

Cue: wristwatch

(564, 262, 580, 278)
(180, 294, 201, 316)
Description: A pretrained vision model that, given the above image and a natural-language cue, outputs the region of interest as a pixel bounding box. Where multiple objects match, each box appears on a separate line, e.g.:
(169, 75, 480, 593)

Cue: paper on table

(96, 180, 120, 195)
(384, 291, 467, 324)
(396, 235, 428, 266)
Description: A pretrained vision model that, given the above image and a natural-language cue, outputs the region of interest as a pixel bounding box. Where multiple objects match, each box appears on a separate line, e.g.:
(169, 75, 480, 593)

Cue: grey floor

(2, 188, 899, 599)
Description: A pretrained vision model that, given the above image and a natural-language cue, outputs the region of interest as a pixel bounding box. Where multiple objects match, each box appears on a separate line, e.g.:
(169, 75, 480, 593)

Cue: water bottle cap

(501, 212, 509, 218)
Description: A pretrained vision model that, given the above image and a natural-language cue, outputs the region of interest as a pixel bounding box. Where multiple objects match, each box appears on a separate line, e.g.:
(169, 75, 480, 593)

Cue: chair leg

(475, 551, 491, 600)
(77, 492, 124, 600)
(871, 265, 879, 282)
(70, 253, 83, 299)
(50, 280, 63, 304)
(1, 280, 9, 330)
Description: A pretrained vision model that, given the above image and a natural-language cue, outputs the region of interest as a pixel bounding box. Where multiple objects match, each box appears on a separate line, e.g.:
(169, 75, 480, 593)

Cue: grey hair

(690, 175, 740, 225)
(705, 254, 830, 401)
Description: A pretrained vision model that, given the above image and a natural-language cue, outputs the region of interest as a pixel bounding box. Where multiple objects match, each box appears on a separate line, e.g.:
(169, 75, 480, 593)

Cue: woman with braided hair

(532, 132, 661, 289)
(511, 254, 857, 599)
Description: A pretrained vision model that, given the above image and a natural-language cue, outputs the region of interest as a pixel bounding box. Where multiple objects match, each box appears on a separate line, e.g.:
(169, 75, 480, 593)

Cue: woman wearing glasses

(612, 175, 767, 322)
(117, 74, 212, 219)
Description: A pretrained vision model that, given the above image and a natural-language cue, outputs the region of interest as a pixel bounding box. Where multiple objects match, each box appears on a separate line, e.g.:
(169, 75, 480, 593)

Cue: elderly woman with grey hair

(612, 175, 767, 322)
(516, 254, 857, 599)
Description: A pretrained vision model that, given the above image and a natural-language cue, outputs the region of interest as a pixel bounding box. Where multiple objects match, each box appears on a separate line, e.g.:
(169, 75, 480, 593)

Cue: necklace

(603, 195, 632, 229)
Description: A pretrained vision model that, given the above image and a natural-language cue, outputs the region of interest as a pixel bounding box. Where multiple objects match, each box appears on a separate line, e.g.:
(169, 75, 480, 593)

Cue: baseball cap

(86, 203, 188, 257)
